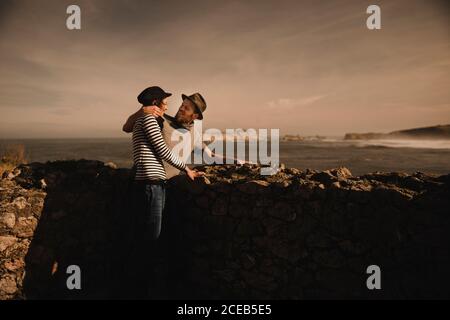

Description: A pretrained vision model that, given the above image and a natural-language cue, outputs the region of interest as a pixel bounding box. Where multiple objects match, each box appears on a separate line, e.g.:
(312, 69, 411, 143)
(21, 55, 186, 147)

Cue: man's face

(175, 99, 199, 124)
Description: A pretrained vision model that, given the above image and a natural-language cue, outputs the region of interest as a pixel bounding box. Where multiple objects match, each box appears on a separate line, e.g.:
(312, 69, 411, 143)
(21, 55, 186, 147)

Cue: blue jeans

(132, 182, 166, 241)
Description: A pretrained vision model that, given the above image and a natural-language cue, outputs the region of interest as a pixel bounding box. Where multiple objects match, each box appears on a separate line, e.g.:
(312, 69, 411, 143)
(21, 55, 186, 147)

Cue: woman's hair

(150, 98, 165, 129)
(152, 98, 164, 108)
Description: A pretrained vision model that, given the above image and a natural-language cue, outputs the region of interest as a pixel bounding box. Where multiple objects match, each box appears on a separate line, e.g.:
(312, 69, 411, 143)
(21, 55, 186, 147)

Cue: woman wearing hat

(125, 86, 203, 298)
(131, 86, 202, 240)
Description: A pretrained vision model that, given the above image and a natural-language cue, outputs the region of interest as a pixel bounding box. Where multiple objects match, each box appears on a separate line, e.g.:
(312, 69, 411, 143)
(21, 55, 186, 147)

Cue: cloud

(267, 95, 326, 109)
(0, 0, 448, 137)
(0, 84, 62, 108)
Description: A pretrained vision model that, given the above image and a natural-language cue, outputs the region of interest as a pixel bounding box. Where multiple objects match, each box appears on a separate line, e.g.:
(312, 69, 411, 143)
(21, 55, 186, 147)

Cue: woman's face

(158, 97, 169, 113)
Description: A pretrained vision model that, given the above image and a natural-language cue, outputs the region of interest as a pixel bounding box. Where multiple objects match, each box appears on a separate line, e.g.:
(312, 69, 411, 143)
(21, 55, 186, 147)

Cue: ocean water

(1, 138, 449, 176)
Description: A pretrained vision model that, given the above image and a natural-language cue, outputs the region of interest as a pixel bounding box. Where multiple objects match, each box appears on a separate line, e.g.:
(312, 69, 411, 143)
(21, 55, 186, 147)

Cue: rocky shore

(1, 160, 449, 299)
(344, 124, 450, 140)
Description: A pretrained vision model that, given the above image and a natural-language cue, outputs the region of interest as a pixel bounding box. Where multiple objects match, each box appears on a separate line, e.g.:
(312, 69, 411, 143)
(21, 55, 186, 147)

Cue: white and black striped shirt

(132, 114, 186, 181)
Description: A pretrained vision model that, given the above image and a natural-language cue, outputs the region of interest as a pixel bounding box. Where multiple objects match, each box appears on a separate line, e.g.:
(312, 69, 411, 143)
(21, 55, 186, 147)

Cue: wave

(351, 139, 450, 150)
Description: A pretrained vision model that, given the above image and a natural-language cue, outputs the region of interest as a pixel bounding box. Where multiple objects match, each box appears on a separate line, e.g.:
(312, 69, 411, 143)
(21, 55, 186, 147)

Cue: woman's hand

(185, 167, 205, 181)
(142, 105, 163, 117)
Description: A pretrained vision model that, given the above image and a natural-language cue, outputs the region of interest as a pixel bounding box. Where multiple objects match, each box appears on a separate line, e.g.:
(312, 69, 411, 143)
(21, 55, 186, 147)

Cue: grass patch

(0, 144, 27, 177)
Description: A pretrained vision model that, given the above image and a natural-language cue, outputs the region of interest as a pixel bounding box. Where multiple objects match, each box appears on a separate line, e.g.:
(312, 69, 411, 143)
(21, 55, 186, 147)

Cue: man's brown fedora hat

(181, 93, 207, 120)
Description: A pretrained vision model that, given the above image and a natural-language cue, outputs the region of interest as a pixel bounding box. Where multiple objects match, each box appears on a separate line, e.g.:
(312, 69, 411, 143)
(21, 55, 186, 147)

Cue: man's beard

(175, 112, 191, 125)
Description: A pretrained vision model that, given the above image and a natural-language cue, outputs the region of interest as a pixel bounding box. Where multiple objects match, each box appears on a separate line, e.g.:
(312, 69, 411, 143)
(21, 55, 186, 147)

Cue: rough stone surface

(0, 160, 449, 299)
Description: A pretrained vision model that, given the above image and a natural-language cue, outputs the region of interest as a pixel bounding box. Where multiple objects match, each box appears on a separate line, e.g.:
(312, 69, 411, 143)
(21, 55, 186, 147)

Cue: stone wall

(0, 160, 449, 299)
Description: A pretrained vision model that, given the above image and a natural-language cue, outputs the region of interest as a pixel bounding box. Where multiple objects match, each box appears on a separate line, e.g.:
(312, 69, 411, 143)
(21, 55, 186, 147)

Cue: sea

(1, 138, 449, 176)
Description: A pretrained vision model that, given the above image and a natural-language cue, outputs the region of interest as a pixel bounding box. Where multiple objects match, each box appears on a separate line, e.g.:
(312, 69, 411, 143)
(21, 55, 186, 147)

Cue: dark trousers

(161, 180, 188, 299)
(126, 181, 166, 299)
(131, 182, 166, 241)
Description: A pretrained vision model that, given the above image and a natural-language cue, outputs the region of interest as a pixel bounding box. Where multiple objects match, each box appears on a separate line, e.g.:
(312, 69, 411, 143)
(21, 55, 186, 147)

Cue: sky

(0, 0, 449, 138)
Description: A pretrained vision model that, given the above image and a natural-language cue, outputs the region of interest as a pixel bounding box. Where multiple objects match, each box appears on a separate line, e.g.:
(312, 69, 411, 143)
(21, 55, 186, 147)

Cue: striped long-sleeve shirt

(132, 114, 186, 181)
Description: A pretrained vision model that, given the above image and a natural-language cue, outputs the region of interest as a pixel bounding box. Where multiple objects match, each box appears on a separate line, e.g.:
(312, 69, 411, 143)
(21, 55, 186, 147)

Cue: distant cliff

(281, 135, 325, 142)
(345, 124, 450, 140)
(1, 160, 449, 299)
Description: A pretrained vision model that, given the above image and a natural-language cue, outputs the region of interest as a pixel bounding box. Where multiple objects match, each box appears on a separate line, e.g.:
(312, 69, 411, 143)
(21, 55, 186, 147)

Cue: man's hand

(237, 159, 248, 165)
(122, 108, 144, 133)
(185, 167, 205, 181)
(142, 105, 163, 117)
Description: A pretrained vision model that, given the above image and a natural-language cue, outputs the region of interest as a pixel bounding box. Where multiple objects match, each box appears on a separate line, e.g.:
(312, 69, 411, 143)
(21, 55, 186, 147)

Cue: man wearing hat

(123, 91, 245, 178)
(123, 86, 206, 298)
(123, 90, 246, 297)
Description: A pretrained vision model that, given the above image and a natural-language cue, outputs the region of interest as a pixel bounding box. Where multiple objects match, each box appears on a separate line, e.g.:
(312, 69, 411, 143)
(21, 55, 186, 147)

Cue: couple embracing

(123, 87, 205, 242)
(121, 86, 242, 297)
